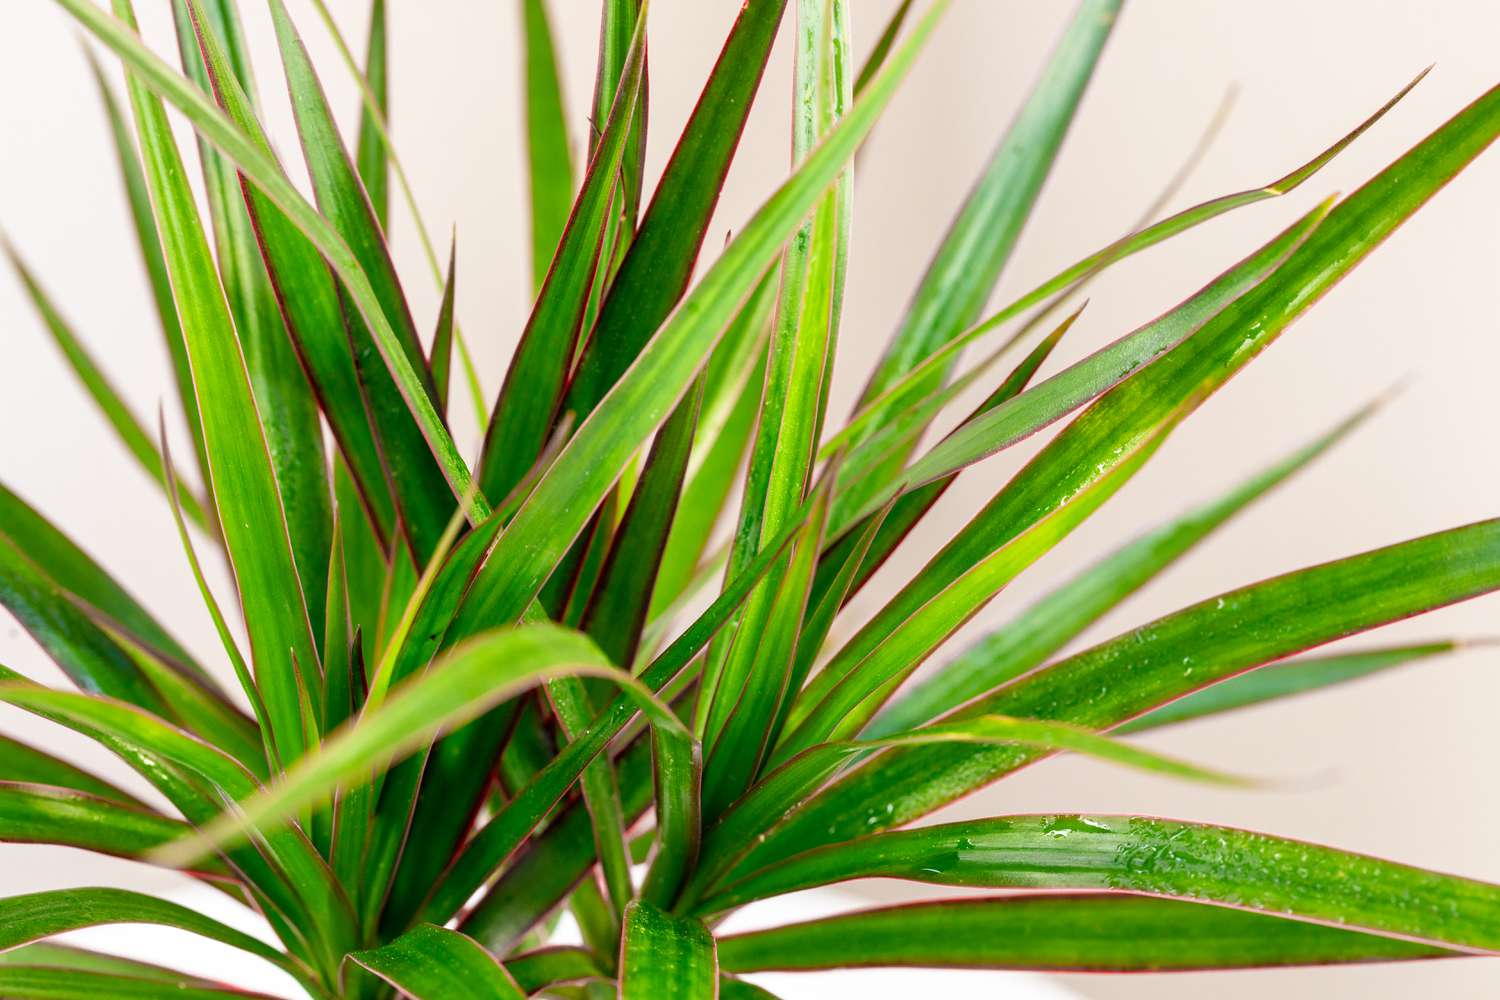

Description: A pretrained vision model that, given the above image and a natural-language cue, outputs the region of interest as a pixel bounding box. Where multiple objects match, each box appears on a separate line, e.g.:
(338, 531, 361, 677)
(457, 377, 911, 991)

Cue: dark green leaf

(0, 736, 140, 805)
(479, 10, 647, 504)
(0, 966, 285, 1000)
(717, 895, 1448, 973)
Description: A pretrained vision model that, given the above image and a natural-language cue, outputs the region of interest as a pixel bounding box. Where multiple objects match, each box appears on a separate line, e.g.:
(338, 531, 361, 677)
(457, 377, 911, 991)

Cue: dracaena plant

(1, 0, 1497, 996)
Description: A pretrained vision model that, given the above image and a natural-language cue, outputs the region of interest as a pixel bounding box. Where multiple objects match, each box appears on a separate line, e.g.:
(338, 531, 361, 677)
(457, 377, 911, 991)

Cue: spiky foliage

(1, 1, 1498, 997)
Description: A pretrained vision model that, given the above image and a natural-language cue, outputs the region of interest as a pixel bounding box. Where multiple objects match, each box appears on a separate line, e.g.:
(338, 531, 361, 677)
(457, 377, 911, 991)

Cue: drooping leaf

(347, 924, 525, 999)
(153, 624, 690, 871)
(0, 680, 356, 976)
(619, 901, 717, 1000)
(0, 529, 166, 713)
(716, 895, 1448, 973)
(0, 966, 287, 1000)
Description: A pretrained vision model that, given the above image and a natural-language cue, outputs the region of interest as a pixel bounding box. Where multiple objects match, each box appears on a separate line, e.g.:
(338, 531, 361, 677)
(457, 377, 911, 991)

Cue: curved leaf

(348, 924, 524, 999)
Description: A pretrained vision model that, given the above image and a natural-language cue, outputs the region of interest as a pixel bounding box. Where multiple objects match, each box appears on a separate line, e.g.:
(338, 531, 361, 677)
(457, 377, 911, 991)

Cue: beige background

(2, 1, 1498, 997)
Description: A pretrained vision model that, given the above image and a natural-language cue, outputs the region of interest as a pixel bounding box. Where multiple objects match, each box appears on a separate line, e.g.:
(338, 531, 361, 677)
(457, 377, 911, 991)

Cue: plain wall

(1, 2, 1496, 997)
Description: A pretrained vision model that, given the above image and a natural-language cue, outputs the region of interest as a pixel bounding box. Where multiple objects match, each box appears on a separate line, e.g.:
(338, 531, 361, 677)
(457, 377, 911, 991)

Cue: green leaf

(0, 782, 227, 879)
(452, 0, 948, 639)
(1, 242, 211, 532)
(505, 947, 607, 994)
(0, 479, 202, 678)
(697, 0, 853, 803)
(545, 676, 634, 923)
(348, 924, 525, 999)
(826, 69, 1427, 474)
(563, 0, 790, 421)
(0, 943, 246, 988)
(105, 0, 321, 766)
(159, 429, 276, 767)
(429, 504, 808, 930)
(174, 0, 332, 643)
(84, 47, 210, 499)
(685, 713, 1249, 909)
(776, 405, 1183, 760)
(701, 474, 835, 819)
(185, 7, 401, 553)
(264, 0, 459, 559)
(58, 0, 486, 532)
(429, 239, 457, 410)
(0, 529, 165, 712)
(710, 814, 1500, 954)
(0, 736, 140, 805)
(1118, 640, 1475, 734)
(155, 624, 689, 871)
(521, 0, 574, 291)
(580, 375, 703, 667)
(589, 0, 648, 229)
(833, 197, 1328, 535)
(810, 304, 1076, 640)
(354, 0, 389, 227)
(839, 0, 1121, 519)
(479, 9, 647, 504)
(649, 276, 776, 618)
(0, 966, 286, 1000)
(871, 393, 1382, 736)
(0, 681, 356, 977)
(620, 901, 717, 1000)
(0, 888, 305, 986)
(102, 626, 265, 777)
(853, 0, 914, 97)
(716, 894, 1448, 973)
(734, 518, 1500, 881)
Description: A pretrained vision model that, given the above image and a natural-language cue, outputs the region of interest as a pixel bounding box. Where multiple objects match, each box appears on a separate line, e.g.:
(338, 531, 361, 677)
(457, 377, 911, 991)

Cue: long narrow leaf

(717, 895, 1448, 973)
(619, 901, 716, 1000)
(348, 924, 524, 999)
